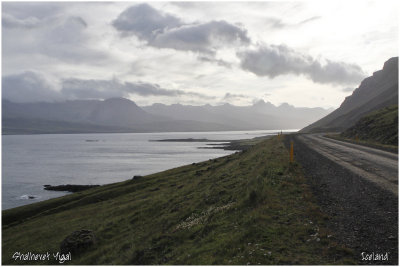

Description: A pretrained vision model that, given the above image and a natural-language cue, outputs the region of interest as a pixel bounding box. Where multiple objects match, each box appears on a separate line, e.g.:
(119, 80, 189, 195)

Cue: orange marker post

(290, 141, 294, 162)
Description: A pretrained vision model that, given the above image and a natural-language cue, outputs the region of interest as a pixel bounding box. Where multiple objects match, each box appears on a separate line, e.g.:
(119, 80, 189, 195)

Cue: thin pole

(290, 141, 294, 162)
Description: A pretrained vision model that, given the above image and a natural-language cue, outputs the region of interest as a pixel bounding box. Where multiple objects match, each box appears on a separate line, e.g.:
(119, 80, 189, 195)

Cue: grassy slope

(2, 137, 354, 265)
(341, 105, 398, 146)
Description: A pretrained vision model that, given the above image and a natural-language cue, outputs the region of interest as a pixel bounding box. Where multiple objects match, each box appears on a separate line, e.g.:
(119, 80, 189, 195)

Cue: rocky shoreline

(153, 136, 272, 151)
(44, 184, 100, 192)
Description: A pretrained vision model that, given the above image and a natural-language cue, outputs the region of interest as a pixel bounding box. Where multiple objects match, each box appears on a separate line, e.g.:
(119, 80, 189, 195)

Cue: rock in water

(60, 229, 96, 255)
(44, 184, 100, 192)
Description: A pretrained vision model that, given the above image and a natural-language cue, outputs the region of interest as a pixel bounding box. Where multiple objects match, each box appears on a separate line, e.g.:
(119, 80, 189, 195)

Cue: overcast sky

(2, 1, 398, 108)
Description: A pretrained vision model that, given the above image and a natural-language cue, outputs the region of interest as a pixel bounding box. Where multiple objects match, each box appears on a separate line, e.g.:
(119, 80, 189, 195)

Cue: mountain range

(301, 57, 398, 133)
(6, 56, 397, 136)
(2, 97, 332, 134)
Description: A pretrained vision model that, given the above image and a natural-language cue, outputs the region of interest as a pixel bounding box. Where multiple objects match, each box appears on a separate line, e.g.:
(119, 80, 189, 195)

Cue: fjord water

(2, 130, 294, 210)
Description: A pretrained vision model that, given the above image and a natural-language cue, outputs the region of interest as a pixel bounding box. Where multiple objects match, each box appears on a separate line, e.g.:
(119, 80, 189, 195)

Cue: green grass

(341, 105, 398, 147)
(2, 136, 354, 265)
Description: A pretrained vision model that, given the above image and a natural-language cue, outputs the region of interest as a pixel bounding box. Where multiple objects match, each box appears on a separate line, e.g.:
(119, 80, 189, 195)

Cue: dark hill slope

(301, 57, 398, 133)
(341, 105, 398, 146)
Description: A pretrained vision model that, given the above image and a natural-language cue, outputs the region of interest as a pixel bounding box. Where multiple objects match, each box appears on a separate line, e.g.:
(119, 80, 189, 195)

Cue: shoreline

(153, 135, 273, 151)
(3, 134, 272, 210)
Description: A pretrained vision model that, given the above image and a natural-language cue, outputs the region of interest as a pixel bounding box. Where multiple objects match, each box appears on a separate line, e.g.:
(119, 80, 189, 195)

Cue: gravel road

(299, 134, 398, 195)
(285, 134, 398, 265)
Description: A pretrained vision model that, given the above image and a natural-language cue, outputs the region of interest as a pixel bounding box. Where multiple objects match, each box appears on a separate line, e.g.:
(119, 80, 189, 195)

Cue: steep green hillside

(341, 105, 398, 146)
(2, 137, 353, 265)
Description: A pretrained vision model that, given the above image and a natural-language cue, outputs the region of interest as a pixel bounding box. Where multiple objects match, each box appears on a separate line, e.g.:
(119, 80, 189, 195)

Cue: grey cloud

(2, 73, 215, 103)
(2, 2, 65, 20)
(169, 2, 203, 8)
(223, 93, 249, 100)
(2, 71, 63, 103)
(112, 4, 250, 54)
(265, 17, 288, 29)
(307, 60, 365, 85)
(3, 14, 109, 65)
(61, 79, 126, 100)
(39, 16, 108, 64)
(3, 2, 103, 65)
(2, 13, 41, 28)
(112, 3, 182, 40)
(61, 78, 214, 100)
(44, 16, 88, 45)
(266, 16, 321, 29)
(237, 45, 366, 85)
(151, 20, 250, 54)
(342, 87, 354, 92)
(198, 56, 232, 68)
(298, 16, 321, 25)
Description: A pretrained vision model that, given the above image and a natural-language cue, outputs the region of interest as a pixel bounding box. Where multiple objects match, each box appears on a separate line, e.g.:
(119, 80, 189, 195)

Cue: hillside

(341, 105, 398, 146)
(2, 137, 354, 265)
(301, 57, 398, 133)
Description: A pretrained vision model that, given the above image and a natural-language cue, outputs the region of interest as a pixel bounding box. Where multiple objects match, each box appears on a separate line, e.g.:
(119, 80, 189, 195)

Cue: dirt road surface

(298, 134, 398, 195)
(285, 134, 398, 265)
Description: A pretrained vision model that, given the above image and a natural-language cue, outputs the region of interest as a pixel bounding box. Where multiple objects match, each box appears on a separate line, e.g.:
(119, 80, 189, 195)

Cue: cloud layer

(113, 3, 250, 54)
(2, 71, 216, 103)
(2, 13, 41, 28)
(2, 71, 62, 103)
(112, 3, 182, 41)
(113, 4, 364, 85)
(3, 12, 108, 65)
(62, 78, 214, 100)
(238, 45, 366, 85)
(2, 2, 397, 108)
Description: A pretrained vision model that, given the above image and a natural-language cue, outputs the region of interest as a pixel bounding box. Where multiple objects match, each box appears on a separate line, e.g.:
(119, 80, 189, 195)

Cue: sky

(1, 1, 398, 108)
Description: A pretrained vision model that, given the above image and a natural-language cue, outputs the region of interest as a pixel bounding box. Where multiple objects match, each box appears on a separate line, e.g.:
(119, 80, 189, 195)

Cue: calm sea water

(2, 130, 296, 210)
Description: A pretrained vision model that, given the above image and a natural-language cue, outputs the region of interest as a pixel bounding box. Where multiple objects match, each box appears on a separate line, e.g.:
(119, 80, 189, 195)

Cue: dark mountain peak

(103, 97, 138, 106)
(383, 56, 398, 71)
(342, 57, 398, 108)
(369, 56, 398, 80)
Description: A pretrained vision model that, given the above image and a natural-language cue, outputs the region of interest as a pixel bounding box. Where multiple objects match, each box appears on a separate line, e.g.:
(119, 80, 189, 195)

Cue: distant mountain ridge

(3, 97, 332, 134)
(142, 100, 332, 130)
(301, 57, 399, 133)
